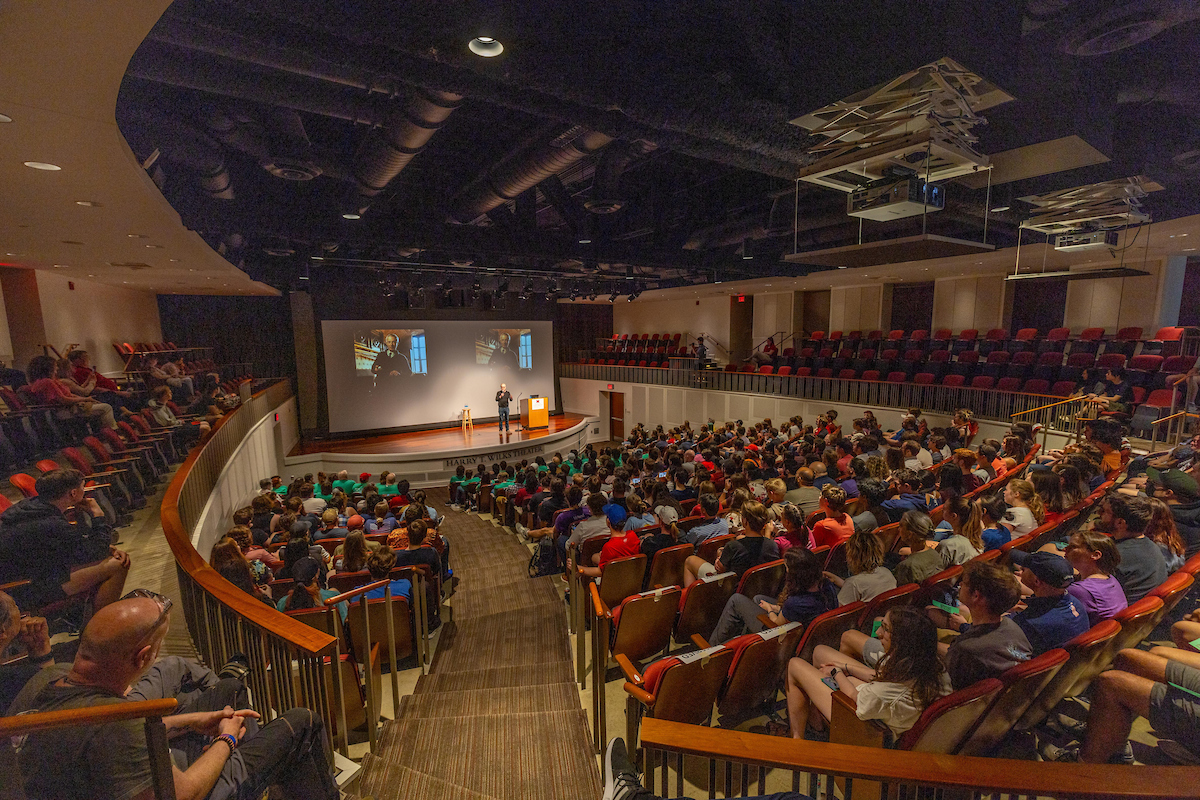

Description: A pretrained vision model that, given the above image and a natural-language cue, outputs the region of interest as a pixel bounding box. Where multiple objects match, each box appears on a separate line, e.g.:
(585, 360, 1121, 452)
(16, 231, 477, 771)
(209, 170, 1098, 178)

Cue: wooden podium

(520, 396, 549, 429)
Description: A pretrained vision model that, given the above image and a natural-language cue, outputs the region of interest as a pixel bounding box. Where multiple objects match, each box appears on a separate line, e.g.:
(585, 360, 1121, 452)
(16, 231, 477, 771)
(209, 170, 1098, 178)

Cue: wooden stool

(461, 406, 473, 432)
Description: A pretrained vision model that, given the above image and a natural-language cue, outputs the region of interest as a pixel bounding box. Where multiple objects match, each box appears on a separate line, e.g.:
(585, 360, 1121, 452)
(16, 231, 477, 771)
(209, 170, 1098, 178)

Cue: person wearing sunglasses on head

(7, 589, 340, 800)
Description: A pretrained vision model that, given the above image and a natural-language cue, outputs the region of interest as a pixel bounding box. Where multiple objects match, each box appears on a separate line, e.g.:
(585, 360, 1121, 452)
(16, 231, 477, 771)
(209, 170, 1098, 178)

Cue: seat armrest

(589, 581, 611, 619)
(690, 633, 710, 649)
(615, 653, 643, 685)
(757, 613, 783, 628)
(0, 578, 32, 592)
(829, 690, 889, 749)
(623, 682, 655, 705)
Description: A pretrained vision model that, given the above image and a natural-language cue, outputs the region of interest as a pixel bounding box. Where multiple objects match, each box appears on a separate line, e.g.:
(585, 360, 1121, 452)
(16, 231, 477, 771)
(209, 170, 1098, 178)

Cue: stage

(283, 413, 596, 488)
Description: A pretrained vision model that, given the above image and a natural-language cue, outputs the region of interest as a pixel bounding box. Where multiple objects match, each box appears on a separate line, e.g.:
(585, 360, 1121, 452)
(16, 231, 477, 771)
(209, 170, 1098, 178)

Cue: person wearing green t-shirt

(331, 470, 357, 494)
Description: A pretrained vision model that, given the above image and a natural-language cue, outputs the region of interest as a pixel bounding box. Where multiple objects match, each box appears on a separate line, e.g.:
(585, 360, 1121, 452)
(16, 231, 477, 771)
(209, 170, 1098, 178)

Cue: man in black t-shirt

(1087, 367, 1135, 414)
(489, 333, 520, 371)
(495, 383, 512, 432)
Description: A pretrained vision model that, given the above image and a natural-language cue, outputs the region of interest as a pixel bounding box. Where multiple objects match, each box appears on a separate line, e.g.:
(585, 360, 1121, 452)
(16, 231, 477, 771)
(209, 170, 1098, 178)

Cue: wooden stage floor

(288, 412, 589, 456)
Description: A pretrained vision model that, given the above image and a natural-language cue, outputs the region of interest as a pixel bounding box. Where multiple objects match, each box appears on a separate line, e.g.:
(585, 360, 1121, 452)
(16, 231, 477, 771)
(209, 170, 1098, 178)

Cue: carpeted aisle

(356, 491, 601, 800)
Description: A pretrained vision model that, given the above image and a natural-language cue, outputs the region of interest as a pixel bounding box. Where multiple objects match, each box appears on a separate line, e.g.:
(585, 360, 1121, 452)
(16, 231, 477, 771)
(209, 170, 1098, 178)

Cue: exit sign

(737, 295, 746, 302)
(607, 383, 614, 389)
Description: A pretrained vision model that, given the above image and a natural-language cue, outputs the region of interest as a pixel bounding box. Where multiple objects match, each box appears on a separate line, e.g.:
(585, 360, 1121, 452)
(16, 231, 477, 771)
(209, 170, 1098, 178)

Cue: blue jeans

(499, 407, 510, 430)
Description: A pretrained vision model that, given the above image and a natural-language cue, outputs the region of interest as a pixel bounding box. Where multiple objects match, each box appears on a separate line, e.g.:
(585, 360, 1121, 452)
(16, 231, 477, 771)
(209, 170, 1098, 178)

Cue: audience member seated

(784, 607, 952, 740)
(709, 548, 835, 645)
(683, 501, 780, 586)
(277, 557, 345, 622)
(894, 511, 942, 585)
(364, 501, 399, 534)
(1145, 468, 1200, 558)
(147, 385, 210, 442)
(312, 508, 348, 542)
(1042, 646, 1200, 763)
(394, 518, 442, 579)
(333, 529, 379, 573)
(575, 504, 637, 577)
(1008, 551, 1089, 654)
(774, 503, 814, 553)
(209, 536, 273, 605)
(361, 548, 413, 601)
(0, 468, 130, 612)
(784, 466, 821, 513)
(1001, 479, 1045, 536)
(810, 485, 853, 548)
(24, 353, 117, 430)
(143, 353, 195, 401)
(1100, 494, 1168, 603)
(825, 529, 896, 605)
(0, 590, 57, 710)
(7, 592, 339, 800)
(1145, 497, 1188, 572)
(925, 561, 1032, 689)
(878, 468, 928, 523)
(934, 496, 984, 566)
(1063, 529, 1128, 625)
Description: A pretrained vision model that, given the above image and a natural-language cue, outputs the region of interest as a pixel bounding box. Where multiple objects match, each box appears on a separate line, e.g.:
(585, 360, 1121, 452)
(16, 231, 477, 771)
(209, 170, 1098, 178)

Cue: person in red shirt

(576, 504, 637, 577)
(811, 485, 854, 549)
(67, 349, 136, 406)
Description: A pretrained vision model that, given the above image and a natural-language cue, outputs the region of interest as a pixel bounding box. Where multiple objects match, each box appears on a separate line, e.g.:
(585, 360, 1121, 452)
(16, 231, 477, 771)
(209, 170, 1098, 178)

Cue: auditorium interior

(2, 2, 1200, 799)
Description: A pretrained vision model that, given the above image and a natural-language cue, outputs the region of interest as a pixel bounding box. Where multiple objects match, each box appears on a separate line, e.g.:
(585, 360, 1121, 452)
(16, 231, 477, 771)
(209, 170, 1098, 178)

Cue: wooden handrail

(323, 578, 390, 606)
(160, 380, 337, 656)
(0, 698, 177, 735)
(1152, 411, 1200, 426)
(639, 718, 1196, 799)
(1010, 395, 1085, 417)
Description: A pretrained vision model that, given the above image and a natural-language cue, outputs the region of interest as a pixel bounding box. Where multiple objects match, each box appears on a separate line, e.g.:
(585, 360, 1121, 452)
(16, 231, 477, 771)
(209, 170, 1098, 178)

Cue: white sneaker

(515, 522, 529, 537)
(451, 504, 463, 511)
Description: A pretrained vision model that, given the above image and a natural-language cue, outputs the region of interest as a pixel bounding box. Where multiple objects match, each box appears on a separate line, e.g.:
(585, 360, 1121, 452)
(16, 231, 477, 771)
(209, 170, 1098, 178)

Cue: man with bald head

(9, 592, 338, 800)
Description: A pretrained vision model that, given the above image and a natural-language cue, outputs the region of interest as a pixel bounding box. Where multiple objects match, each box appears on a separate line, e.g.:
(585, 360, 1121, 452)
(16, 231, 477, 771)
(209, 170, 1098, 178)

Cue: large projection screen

(321, 319, 555, 434)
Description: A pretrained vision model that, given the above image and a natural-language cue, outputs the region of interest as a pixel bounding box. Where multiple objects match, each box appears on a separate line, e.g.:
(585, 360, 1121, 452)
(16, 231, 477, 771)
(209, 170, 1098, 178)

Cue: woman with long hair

(823, 529, 896, 605)
(334, 530, 376, 573)
(1146, 498, 1187, 572)
(1002, 479, 1045, 536)
(276, 557, 346, 621)
(934, 495, 984, 565)
(623, 494, 658, 531)
(1055, 464, 1088, 509)
(1030, 469, 1068, 523)
(775, 504, 815, 553)
(210, 537, 271, 603)
(784, 607, 951, 739)
(978, 494, 1012, 552)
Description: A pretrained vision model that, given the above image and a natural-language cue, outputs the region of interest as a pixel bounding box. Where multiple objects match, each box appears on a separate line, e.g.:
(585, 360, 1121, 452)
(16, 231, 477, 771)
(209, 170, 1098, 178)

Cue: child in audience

(978, 494, 1012, 552)
(774, 503, 814, 553)
(784, 607, 951, 739)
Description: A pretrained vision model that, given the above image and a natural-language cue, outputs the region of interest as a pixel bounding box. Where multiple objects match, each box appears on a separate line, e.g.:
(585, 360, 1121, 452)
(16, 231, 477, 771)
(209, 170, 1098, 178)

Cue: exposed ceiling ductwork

(349, 88, 462, 215)
(450, 125, 614, 223)
(121, 108, 235, 200)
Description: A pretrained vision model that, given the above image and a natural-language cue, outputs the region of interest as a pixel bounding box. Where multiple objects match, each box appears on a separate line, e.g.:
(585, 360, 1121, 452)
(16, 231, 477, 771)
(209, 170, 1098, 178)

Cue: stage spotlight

(609, 292, 618, 302)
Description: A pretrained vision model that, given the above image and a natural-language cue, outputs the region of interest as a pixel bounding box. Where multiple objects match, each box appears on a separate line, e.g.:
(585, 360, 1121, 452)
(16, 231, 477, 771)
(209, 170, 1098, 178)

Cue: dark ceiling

(114, 0, 1200, 300)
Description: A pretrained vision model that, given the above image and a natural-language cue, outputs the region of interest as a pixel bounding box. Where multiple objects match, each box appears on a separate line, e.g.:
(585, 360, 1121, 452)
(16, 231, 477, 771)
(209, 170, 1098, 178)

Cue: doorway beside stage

(600, 390, 624, 441)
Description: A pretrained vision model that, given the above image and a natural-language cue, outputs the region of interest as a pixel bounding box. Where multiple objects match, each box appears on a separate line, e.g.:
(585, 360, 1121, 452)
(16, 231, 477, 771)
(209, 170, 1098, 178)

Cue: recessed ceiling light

(168, 258, 180, 262)
(341, 213, 361, 220)
(468, 36, 504, 57)
(53, 264, 68, 268)
(23, 161, 61, 171)
(61, 240, 83, 245)
(127, 234, 148, 239)
(188, 268, 196, 272)
(578, 237, 592, 244)
(0, 113, 12, 123)
(837, 266, 847, 269)
(74, 200, 101, 207)
(87, 273, 95, 277)
(1184, 247, 1196, 251)
(122, 281, 128, 284)
(145, 244, 163, 249)
(989, 205, 1010, 213)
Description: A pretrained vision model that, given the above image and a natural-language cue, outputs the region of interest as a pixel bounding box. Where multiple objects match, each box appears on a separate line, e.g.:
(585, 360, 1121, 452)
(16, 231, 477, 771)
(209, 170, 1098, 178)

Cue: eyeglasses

(122, 589, 173, 640)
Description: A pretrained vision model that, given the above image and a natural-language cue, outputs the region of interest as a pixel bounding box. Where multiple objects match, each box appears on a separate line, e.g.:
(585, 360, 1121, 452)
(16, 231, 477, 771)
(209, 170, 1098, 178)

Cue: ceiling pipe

(350, 88, 463, 213)
(121, 108, 235, 200)
(450, 125, 614, 223)
(586, 141, 654, 214)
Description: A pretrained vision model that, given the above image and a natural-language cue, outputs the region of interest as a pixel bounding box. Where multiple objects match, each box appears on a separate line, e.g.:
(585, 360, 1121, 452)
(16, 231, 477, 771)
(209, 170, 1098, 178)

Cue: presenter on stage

(495, 383, 513, 433)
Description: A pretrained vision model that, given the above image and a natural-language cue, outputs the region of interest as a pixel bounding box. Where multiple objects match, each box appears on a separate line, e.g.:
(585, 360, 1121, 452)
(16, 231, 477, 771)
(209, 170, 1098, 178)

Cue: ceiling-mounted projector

(1053, 230, 1119, 252)
(848, 177, 945, 221)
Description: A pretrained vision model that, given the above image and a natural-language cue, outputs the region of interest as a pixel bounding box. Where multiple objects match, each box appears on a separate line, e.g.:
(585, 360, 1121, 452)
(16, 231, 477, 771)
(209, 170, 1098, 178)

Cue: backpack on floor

(528, 536, 561, 578)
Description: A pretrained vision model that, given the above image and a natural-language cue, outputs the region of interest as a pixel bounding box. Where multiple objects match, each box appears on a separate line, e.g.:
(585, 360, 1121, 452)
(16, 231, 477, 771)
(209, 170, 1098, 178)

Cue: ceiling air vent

(108, 262, 153, 270)
(263, 159, 322, 181)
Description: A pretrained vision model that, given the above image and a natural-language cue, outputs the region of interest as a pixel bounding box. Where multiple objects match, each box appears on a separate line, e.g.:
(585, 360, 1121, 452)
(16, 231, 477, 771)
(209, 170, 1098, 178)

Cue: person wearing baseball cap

(1146, 467, 1200, 558)
(1009, 550, 1090, 654)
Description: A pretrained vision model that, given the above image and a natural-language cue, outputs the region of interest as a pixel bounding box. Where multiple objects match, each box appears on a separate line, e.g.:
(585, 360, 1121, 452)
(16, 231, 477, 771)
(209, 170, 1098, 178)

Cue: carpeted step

(357, 752, 501, 800)
(413, 662, 576, 695)
(396, 682, 581, 719)
(451, 578, 564, 621)
(430, 610, 572, 673)
(372, 709, 600, 800)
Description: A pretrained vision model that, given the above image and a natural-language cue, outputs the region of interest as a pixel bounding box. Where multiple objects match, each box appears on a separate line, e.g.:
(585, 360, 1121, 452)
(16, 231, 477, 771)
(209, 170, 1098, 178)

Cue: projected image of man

(489, 332, 520, 371)
(372, 333, 411, 380)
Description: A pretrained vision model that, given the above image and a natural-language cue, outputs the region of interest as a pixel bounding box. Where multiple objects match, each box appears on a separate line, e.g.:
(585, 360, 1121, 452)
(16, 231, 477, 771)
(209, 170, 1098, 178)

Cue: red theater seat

(860, 370, 881, 381)
(996, 377, 1021, 392)
(1021, 378, 1050, 394)
(942, 374, 965, 387)
(970, 376, 995, 390)
(913, 373, 935, 385)
(887, 371, 907, 383)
